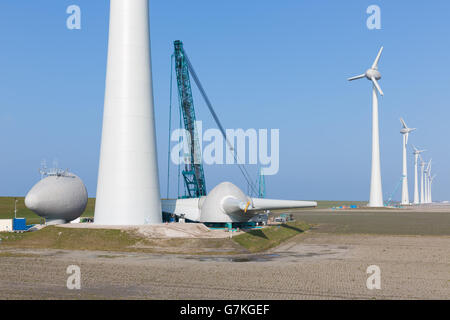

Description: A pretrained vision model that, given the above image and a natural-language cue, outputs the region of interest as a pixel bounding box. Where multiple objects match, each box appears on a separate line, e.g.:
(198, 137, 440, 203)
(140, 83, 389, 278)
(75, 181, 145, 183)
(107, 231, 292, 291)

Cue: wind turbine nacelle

(400, 128, 415, 134)
(25, 173, 88, 225)
(365, 69, 381, 80)
(200, 182, 252, 223)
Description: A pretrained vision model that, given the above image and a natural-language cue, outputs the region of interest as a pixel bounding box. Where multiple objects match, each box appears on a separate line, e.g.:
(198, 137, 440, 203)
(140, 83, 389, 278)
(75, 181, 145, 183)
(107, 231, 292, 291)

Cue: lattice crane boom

(174, 40, 207, 198)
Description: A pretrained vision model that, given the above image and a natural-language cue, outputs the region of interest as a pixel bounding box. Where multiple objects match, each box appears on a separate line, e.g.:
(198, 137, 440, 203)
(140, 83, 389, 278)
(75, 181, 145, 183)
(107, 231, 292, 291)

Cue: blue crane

(173, 40, 207, 198)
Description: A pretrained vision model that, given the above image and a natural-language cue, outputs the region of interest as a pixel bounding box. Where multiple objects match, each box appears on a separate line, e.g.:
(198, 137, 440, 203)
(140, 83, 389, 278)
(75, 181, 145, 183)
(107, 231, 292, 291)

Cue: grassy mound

(233, 221, 310, 252)
(0, 226, 140, 251)
(0, 226, 245, 255)
(0, 221, 312, 254)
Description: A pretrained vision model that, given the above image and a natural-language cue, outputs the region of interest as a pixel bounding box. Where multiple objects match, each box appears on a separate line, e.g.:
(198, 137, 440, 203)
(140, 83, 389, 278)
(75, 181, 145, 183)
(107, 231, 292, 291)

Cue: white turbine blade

(222, 197, 253, 213)
(250, 198, 317, 211)
(427, 159, 432, 171)
(371, 46, 384, 69)
(400, 118, 407, 128)
(415, 146, 426, 154)
(348, 74, 366, 81)
(405, 132, 409, 145)
(371, 77, 384, 96)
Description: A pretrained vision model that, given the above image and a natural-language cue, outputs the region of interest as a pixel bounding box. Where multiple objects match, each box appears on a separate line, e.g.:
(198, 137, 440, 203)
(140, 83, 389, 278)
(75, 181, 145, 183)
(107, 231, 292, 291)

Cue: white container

(0, 219, 13, 232)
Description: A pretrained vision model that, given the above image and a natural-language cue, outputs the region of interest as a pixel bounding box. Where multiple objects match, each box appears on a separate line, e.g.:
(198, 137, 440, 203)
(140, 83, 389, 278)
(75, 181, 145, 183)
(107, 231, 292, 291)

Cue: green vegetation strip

(233, 221, 310, 253)
(0, 251, 38, 258)
(0, 226, 141, 252)
(0, 227, 244, 255)
(0, 221, 311, 254)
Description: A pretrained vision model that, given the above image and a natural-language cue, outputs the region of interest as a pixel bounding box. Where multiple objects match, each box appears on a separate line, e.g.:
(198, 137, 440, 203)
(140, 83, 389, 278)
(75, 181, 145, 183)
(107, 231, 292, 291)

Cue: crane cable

(183, 51, 259, 196)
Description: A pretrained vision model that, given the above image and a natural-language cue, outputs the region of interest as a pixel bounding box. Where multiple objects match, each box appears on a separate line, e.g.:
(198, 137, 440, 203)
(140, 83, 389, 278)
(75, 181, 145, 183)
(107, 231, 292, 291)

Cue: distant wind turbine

(426, 160, 433, 203)
(400, 118, 416, 205)
(348, 47, 385, 207)
(412, 146, 425, 204)
(424, 159, 432, 203)
(419, 158, 426, 204)
(429, 174, 436, 203)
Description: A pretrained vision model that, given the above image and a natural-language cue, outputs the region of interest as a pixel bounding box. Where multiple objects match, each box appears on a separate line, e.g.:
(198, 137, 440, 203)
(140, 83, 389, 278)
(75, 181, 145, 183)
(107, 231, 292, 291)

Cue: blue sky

(0, 0, 449, 201)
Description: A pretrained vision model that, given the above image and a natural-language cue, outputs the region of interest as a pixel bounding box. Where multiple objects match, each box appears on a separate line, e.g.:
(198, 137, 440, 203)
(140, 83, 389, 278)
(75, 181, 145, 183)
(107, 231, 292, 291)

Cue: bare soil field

(0, 207, 449, 299)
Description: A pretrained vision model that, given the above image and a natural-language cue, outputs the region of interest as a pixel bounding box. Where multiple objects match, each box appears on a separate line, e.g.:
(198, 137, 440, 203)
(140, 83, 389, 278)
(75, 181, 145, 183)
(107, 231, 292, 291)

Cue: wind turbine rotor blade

(400, 118, 407, 128)
(371, 77, 384, 96)
(371, 46, 384, 69)
(417, 147, 426, 154)
(347, 74, 366, 81)
(405, 132, 409, 145)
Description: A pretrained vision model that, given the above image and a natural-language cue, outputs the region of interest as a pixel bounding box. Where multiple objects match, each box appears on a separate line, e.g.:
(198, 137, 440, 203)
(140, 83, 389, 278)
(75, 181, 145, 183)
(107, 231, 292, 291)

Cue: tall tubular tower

(95, 0, 162, 225)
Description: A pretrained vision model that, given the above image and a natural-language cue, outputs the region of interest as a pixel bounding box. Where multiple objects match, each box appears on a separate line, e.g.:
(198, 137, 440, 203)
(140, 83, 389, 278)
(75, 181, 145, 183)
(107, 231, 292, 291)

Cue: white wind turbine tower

(348, 47, 385, 207)
(426, 160, 433, 203)
(412, 146, 425, 204)
(429, 174, 436, 203)
(419, 158, 426, 204)
(95, 0, 162, 225)
(399, 118, 416, 205)
(424, 159, 432, 203)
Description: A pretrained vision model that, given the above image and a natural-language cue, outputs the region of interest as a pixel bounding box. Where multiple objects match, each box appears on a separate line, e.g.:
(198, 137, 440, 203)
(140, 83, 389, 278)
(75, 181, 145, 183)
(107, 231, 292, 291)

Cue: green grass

(0, 225, 141, 251)
(0, 222, 311, 254)
(0, 197, 95, 225)
(233, 221, 310, 253)
(289, 210, 450, 236)
(0, 226, 245, 254)
(0, 251, 38, 258)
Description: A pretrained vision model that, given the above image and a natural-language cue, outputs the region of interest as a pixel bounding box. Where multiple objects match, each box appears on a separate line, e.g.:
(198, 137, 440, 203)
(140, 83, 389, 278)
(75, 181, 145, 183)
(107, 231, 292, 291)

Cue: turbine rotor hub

(365, 68, 381, 80)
